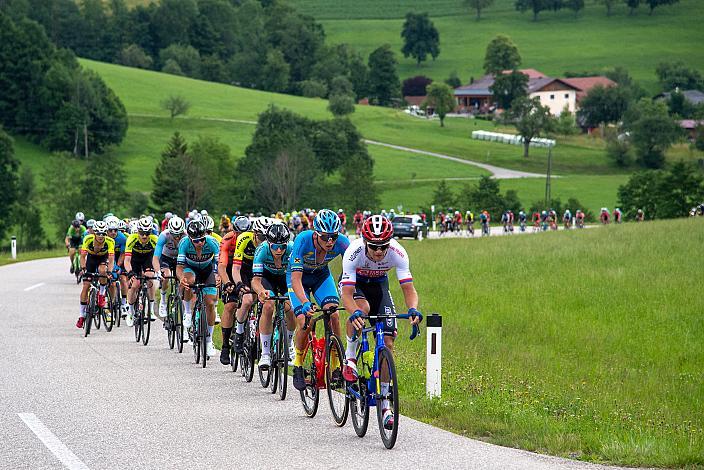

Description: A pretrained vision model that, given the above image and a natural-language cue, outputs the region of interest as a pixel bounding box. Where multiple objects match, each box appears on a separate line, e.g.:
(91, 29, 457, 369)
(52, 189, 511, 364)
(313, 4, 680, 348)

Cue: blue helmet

(313, 209, 341, 233)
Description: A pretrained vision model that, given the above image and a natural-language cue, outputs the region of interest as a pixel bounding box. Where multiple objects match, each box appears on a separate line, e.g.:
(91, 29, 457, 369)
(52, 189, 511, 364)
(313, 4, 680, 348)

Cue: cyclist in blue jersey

(251, 223, 296, 370)
(106, 217, 129, 316)
(287, 209, 350, 391)
(153, 216, 186, 318)
(176, 220, 220, 357)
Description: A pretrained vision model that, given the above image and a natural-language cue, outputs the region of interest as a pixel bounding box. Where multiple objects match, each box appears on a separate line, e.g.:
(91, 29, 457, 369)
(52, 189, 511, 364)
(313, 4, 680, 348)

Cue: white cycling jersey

(340, 238, 413, 287)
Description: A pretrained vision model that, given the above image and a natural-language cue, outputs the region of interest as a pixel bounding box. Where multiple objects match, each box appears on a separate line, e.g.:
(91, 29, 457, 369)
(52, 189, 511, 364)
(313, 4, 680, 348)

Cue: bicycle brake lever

(410, 324, 420, 341)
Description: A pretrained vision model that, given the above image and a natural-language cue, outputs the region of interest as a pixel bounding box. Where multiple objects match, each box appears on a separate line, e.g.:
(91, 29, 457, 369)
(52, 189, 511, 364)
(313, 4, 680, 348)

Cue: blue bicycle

(347, 312, 420, 449)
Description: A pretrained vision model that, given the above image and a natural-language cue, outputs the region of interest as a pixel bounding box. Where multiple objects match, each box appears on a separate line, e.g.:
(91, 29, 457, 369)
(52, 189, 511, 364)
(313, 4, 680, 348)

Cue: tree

(119, 44, 153, 69)
(605, 129, 632, 167)
(508, 96, 555, 158)
(577, 85, 630, 129)
(328, 94, 355, 117)
(0, 129, 19, 242)
(367, 44, 400, 107)
(337, 152, 379, 210)
(400, 12, 440, 66)
(645, 0, 679, 15)
(78, 153, 128, 218)
(623, 98, 680, 169)
(423, 83, 456, 127)
(41, 153, 83, 238)
(598, 0, 617, 15)
(159, 44, 201, 78)
(490, 70, 528, 109)
(161, 95, 190, 119)
(151, 0, 198, 52)
(431, 180, 456, 209)
(624, 0, 640, 15)
(655, 61, 703, 92)
(695, 124, 704, 152)
(483, 35, 521, 75)
(402, 76, 433, 97)
(12, 167, 45, 249)
(565, 0, 585, 16)
(459, 176, 506, 215)
(260, 49, 290, 92)
(161, 58, 183, 75)
(465, 0, 495, 19)
(299, 79, 328, 98)
(445, 71, 462, 88)
(555, 105, 578, 135)
(151, 132, 188, 214)
(515, 0, 558, 21)
(330, 76, 354, 97)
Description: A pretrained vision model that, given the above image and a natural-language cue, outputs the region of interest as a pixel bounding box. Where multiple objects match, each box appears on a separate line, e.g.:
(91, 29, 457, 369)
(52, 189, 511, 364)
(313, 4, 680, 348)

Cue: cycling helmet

(187, 220, 206, 239)
(86, 219, 96, 228)
(338, 209, 344, 213)
(93, 220, 108, 235)
(165, 212, 173, 219)
(71, 219, 80, 228)
(106, 219, 119, 230)
(200, 209, 209, 217)
(233, 216, 251, 232)
(134, 217, 151, 233)
(75, 212, 85, 222)
(204, 215, 215, 232)
(637, 209, 643, 214)
(361, 215, 394, 243)
(105, 215, 120, 227)
(313, 209, 341, 233)
(266, 223, 291, 245)
(168, 216, 185, 235)
(118, 220, 127, 231)
(251, 216, 272, 235)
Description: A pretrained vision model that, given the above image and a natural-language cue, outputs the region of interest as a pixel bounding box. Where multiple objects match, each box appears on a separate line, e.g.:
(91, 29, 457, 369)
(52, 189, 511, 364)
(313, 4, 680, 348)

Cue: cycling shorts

(130, 256, 153, 276)
(159, 254, 177, 272)
(84, 254, 108, 280)
(183, 265, 218, 297)
(69, 237, 82, 249)
(352, 277, 396, 334)
(260, 271, 287, 297)
(286, 268, 339, 316)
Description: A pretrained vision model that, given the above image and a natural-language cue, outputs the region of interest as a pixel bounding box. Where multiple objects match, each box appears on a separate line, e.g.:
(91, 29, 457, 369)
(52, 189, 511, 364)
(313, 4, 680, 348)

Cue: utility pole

(544, 144, 552, 205)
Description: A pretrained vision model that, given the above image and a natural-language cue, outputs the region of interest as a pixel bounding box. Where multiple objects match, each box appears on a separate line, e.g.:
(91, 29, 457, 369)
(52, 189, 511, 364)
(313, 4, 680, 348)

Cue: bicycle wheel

(241, 308, 256, 382)
(193, 307, 201, 364)
(276, 317, 289, 400)
(167, 294, 175, 349)
(326, 334, 349, 427)
(93, 293, 101, 330)
(269, 323, 279, 394)
(141, 290, 151, 346)
(230, 340, 239, 372)
(200, 302, 208, 369)
(300, 336, 319, 418)
(258, 329, 271, 388)
(376, 348, 399, 449)
(350, 376, 370, 437)
(104, 289, 114, 332)
(85, 289, 95, 337)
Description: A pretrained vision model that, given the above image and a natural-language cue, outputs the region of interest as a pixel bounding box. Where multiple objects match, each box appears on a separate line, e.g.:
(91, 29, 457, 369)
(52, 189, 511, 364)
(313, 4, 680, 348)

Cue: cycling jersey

(67, 225, 86, 240)
(81, 234, 115, 257)
(340, 238, 412, 286)
(218, 231, 238, 268)
(124, 233, 158, 259)
(288, 231, 350, 273)
(208, 232, 222, 244)
(154, 231, 182, 259)
(111, 231, 127, 261)
(232, 231, 256, 268)
(253, 241, 294, 277)
(177, 236, 219, 271)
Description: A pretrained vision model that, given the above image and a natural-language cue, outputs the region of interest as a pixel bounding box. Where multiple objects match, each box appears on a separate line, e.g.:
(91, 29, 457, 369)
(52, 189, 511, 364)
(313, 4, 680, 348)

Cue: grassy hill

(289, 0, 702, 93)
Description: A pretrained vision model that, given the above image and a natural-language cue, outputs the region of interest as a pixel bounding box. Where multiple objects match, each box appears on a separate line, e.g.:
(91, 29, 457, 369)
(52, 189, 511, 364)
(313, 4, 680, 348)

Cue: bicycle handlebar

(303, 305, 345, 330)
(352, 312, 421, 341)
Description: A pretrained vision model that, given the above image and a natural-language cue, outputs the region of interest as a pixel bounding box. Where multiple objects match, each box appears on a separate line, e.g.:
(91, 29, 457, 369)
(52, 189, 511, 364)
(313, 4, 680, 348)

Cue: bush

(328, 94, 355, 116)
(119, 44, 153, 69)
(402, 75, 433, 97)
(605, 130, 632, 167)
(299, 80, 328, 98)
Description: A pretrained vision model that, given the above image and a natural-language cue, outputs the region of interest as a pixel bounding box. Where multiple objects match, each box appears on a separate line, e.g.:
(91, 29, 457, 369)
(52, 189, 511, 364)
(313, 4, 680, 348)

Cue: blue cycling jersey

(253, 241, 294, 276)
(154, 231, 181, 259)
(112, 232, 127, 259)
(177, 235, 219, 271)
(287, 230, 350, 274)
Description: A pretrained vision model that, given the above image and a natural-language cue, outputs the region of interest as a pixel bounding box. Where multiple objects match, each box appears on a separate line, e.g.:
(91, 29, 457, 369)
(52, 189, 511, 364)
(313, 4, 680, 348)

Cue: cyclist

(217, 215, 251, 364)
(177, 220, 220, 358)
(454, 211, 462, 233)
(575, 209, 585, 228)
(339, 215, 422, 430)
(83, 219, 95, 239)
(531, 211, 540, 231)
(161, 212, 172, 232)
(76, 221, 115, 328)
(338, 209, 347, 235)
(600, 208, 610, 224)
(219, 214, 232, 235)
(548, 209, 557, 230)
(635, 209, 644, 222)
(614, 208, 623, 224)
(106, 217, 129, 316)
(65, 219, 86, 274)
(251, 223, 296, 370)
(353, 210, 364, 235)
(507, 210, 514, 232)
(153, 216, 186, 318)
(288, 209, 350, 391)
(124, 217, 160, 325)
(563, 209, 572, 230)
(465, 210, 474, 236)
(231, 217, 270, 354)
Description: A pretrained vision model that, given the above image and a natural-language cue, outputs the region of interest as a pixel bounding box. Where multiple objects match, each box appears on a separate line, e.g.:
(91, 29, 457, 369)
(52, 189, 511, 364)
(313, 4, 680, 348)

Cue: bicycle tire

(85, 288, 95, 337)
(258, 328, 271, 388)
(176, 297, 184, 354)
(141, 289, 151, 346)
(376, 348, 400, 449)
(104, 289, 114, 332)
(300, 336, 319, 418)
(242, 307, 256, 382)
(275, 316, 289, 400)
(269, 320, 279, 394)
(230, 343, 238, 372)
(200, 301, 208, 368)
(326, 335, 349, 426)
(193, 305, 200, 364)
(167, 294, 175, 349)
(93, 295, 101, 330)
(350, 377, 370, 437)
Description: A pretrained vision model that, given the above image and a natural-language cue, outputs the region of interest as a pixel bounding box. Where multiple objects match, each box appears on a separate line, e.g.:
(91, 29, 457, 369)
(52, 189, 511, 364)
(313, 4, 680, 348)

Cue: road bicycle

(576, 218, 585, 229)
(110, 274, 122, 329)
(82, 273, 112, 337)
(188, 283, 216, 368)
(266, 295, 291, 401)
(481, 220, 490, 236)
(72, 252, 81, 284)
(236, 292, 260, 382)
(131, 273, 157, 346)
(347, 313, 421, 449)
(519, 220, 526, 232)
(466, 221, 474, 237)
(298, 305, 347, 426)
(162, 275, 184, 353)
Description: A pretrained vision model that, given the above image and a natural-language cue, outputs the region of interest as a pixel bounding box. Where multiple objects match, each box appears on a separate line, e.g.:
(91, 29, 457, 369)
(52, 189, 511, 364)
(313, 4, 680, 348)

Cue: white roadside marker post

(426, 313, 442, 398)
(11, 236, 17, 260)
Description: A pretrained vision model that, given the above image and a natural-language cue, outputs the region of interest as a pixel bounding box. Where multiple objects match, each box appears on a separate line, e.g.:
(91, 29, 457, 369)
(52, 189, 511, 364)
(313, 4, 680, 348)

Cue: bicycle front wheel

(376, 348, 399, 449)
(103, 290, 114, 332)
(141, 290, 151, 346)
(167, 295, 175, 349)
(326, 334, 348, 427)
(200, 304, 208, 368)
(275, 318, 289, 400)
(85, 289, 95, 337)
(300, 336, 319, 418)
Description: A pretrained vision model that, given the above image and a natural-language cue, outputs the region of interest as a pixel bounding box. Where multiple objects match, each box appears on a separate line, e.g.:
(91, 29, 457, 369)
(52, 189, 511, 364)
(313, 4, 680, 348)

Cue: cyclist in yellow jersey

(124, 217, 160, 325)
(76, 221, 115, 328)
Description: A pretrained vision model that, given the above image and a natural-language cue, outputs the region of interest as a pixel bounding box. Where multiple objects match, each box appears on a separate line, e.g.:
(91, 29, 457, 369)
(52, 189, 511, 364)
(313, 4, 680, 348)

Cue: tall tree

(490, 70, 528, 109)
(565, 0, 585, 16)
(431, 180, 456, 210)
(508, 96, 555, 158)
(577, 85, 630, 130)
(400, 12, 440, 66)
(0, 129, 19, 242)
(12, 167, 45, 249)
(464, 0, 495, 20)
(402, 76, 433, 97)
(337, 152, 379, 210)
(151, 132, 188, 214)
(645, 0, 679, 15)
(515, 0, 554, 21)
(260, 49, 290, 93)
(623, 98, 680, 169)
(78, 153, 128, 217)
(598, 0, 617, 15)
(367, 44, 400, 106)
(655, 60, 703, 92)
(483, 35, 521, 75)
(624, 0, 640, 15)
(423, 82, 456, 127)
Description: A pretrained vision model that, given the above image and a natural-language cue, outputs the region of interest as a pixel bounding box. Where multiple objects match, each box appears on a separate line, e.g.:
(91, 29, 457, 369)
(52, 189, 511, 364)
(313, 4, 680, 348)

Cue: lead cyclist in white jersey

(339, 214, 422, 430)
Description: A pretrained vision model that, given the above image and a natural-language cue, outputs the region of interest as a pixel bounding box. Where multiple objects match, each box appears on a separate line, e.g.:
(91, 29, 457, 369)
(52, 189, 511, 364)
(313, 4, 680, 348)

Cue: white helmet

(137, 217, 152, 233)
(200, 209, 209, 216)
(106, 218, 119, 230)
(75, 212, 85, 221)
(251, 216, 271, 235)
(86, 219, 96, 228)
(118, 220, 127, 231)
(168, 216, 185, 235)
(128, 221, 139, 234)
(165, 212, 173, 219)
(204, 215, 215, 232)
(93, 220, 108, 235)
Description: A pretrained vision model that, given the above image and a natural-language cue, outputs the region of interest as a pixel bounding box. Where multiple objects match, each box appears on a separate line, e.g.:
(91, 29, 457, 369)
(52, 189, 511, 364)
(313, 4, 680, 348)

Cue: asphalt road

(1, 258, 622, 470)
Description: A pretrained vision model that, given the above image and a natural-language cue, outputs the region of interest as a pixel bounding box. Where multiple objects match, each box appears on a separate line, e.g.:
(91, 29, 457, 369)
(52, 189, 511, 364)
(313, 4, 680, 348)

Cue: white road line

(23, 282, 45, 292)
(17, 413, 90, 470)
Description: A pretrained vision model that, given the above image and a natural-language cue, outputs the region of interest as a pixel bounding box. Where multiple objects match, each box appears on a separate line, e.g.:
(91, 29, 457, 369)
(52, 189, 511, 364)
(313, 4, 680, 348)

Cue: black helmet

(187, 220, 206, 239)
(266, 222, 291, 245)
(72, 219, 81, 228)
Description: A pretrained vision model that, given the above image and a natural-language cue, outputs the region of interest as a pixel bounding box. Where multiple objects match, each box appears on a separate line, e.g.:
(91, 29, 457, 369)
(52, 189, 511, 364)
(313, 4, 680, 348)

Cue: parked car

(391, 215, 427, 239)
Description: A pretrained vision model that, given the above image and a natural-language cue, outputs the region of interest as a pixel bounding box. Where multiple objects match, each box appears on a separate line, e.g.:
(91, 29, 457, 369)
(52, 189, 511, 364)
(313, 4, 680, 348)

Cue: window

(550, 94, 555, 100)
(564, 93, 569, 99)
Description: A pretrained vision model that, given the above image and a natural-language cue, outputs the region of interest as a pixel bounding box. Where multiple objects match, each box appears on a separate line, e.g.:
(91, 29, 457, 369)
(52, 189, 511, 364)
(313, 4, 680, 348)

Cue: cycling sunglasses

(138, 230, 151, 236)
(367, 242, 390, 252)
(317, 232, 338, 242)
(192, 237, 206, 244)
(270, 243, 286, 251)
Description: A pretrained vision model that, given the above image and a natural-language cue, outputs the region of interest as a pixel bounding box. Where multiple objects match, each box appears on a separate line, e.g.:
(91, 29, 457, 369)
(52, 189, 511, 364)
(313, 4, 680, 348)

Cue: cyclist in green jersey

(66, 220, 87, 274)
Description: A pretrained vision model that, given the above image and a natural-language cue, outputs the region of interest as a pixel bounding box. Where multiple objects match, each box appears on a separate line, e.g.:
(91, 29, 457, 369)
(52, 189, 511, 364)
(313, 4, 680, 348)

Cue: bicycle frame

(302, 306, 343, 390)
